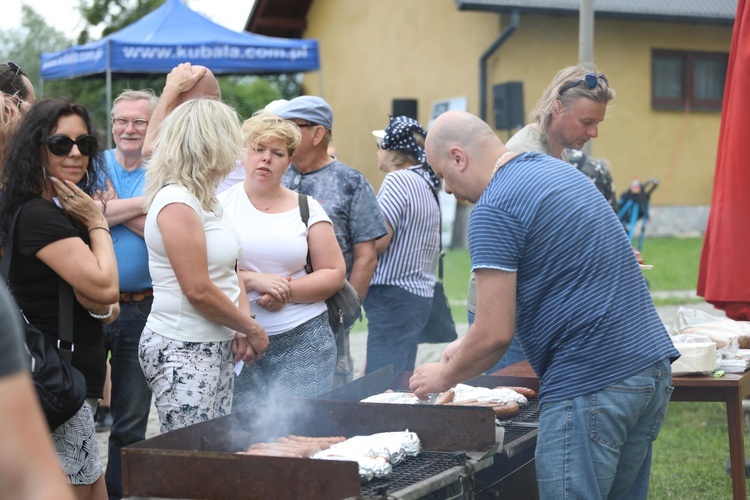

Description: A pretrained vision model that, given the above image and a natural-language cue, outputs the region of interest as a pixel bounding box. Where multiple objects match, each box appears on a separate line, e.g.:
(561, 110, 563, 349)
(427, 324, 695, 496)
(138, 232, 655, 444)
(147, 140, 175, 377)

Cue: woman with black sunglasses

(0, 98, 119, 500)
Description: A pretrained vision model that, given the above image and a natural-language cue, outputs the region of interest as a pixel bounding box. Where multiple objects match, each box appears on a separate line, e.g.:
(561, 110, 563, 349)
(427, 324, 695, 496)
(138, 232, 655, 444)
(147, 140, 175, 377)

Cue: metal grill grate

(502, 425, 535, 444)
(360, 451, 469, 498)
(515, 398, 541, 423)
(498, 398, 540, 456)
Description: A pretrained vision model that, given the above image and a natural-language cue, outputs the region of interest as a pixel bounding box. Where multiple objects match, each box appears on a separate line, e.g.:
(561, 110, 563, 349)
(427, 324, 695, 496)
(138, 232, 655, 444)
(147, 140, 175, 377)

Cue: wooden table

(492, 361, 750, 500)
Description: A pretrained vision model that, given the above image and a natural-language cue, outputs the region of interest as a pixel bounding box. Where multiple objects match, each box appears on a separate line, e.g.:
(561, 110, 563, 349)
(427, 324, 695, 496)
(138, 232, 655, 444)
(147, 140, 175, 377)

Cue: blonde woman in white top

(139, 99, 268, 432)
(219, 111, 345, 410)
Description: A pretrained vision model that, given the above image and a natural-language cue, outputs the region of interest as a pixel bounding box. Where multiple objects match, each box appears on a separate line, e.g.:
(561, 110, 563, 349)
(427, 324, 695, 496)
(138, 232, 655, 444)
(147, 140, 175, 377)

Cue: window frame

(651, 49, 728, 111)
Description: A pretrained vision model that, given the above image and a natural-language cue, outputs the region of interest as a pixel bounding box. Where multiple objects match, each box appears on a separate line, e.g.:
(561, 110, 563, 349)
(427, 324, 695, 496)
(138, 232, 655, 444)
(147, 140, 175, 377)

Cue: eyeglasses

(559, 73, 608, 95)
(294, 121, 318, 128)
(3, 90, 24, 110)
(47, 135, 98, 157)
(113, 117, 149, 129)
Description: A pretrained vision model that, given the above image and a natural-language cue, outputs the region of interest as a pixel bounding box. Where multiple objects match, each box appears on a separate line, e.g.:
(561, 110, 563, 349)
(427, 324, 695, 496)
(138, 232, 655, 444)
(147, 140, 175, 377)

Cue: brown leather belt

(119, 289, 153, 302)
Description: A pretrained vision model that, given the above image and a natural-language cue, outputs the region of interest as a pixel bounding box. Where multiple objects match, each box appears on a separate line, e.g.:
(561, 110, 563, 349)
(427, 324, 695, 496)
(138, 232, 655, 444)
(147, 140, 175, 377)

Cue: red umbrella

(697, 0, 750, 321)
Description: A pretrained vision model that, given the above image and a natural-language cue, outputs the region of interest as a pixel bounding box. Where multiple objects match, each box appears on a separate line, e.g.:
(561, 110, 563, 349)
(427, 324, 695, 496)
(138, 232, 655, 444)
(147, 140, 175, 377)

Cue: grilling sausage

(247, 441, 320, 457)
(239, 448, 302, 458)
(434, 389, 455, 405)
(490, 401, 519, 419)
(446, 399, 520, 419)
(242, 435, 348, 458)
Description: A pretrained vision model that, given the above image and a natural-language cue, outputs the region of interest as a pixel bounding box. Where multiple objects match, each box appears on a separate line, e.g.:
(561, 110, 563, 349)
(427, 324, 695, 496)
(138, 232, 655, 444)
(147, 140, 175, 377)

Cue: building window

(652, 50, 727, 111)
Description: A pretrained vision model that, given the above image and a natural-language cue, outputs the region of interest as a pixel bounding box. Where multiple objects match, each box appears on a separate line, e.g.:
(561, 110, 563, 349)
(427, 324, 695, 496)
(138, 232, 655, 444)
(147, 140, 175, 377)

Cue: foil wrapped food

(312, 430, 421, 481)
(452, 383, 528, 406)
(360, 392, 421, 404)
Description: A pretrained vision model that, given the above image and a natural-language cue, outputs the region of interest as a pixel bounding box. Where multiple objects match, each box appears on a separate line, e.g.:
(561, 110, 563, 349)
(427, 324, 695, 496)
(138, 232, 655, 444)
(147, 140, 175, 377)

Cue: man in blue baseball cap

(273, 96, 388, 387)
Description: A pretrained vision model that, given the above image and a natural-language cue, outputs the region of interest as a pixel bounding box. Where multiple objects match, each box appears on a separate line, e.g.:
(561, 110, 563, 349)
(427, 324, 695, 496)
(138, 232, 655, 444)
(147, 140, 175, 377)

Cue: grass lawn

(651, 401, 749, 499)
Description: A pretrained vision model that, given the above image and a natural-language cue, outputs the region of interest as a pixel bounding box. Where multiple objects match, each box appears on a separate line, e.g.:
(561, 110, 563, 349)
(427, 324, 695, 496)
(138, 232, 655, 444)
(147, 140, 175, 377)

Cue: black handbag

(412, 170, 458, 344)
(419, 254, 458, 344)
(298, 193, 361, 332)
(1, 204, 87, 431)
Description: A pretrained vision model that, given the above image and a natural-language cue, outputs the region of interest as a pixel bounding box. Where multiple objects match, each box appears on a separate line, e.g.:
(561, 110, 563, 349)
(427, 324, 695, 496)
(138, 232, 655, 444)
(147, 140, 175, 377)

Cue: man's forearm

(348, 257, 376, 301)
(101, 197, 146, 226)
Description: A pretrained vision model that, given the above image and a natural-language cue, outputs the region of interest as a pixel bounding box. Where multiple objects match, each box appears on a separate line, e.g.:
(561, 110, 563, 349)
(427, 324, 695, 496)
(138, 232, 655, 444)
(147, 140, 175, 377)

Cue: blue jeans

(364, 285, 432, 374)
(467, 310, 526, 373)
(104, 297, 153, 500)
(535, 358, 674, 500)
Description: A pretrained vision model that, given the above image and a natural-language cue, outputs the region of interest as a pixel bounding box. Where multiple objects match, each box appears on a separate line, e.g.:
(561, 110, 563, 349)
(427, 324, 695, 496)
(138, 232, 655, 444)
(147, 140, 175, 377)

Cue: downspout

(479, 10, 520, 123)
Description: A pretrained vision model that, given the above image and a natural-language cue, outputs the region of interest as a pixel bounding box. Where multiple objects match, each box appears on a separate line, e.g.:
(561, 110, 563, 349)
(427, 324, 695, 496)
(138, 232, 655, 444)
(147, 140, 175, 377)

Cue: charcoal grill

(319, 366, 542, 498)
(122, 398, 500, 499)
(322, 367, 541, 458)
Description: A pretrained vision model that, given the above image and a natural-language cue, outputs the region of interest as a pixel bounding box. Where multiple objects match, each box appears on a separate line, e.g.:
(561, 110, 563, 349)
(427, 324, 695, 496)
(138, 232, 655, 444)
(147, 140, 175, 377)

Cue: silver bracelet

(89, 304, 114, 319)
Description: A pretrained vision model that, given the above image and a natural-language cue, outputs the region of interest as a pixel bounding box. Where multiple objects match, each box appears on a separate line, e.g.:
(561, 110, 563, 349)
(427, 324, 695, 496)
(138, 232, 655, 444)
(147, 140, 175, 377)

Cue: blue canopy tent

(39, 0, 319, 141)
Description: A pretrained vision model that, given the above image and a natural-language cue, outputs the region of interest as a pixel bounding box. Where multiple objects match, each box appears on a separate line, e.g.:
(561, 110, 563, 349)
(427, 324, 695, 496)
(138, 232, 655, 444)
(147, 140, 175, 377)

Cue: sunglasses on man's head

(5, 61, 22, 80)
(47, 135, 98, 157)
(559, 73, 608, 95)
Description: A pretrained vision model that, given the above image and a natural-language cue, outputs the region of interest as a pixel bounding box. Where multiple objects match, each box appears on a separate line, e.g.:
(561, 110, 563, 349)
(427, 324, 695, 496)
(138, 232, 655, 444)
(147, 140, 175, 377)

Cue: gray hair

(144, 98, 242, 211)
(530, 65, 615, 140)
(111, 89, 158, 117)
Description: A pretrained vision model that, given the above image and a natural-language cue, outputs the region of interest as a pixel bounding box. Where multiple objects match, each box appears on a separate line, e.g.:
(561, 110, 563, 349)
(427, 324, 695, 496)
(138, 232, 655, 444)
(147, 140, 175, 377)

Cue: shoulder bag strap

(409, 169, 445, 281)
(2, 202, 75, 363)
(298, 193, 313, 274)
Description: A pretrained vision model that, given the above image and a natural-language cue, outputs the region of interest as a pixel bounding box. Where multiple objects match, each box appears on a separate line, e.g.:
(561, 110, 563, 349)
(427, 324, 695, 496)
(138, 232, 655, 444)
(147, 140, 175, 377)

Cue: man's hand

(164, 63, 207, 96)
(94, 179, 118, 204)
(409, 362, 453, 399)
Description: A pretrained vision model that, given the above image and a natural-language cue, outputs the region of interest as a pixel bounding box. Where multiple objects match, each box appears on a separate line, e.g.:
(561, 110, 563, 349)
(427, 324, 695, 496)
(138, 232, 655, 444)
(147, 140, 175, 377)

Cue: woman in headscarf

(365, 116, 441, 373)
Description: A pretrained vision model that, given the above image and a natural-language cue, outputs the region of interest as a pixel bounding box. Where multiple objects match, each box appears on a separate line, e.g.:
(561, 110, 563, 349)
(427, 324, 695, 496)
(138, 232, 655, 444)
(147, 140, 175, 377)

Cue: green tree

(0, 5, 71, 90)
(77, 0, 165, 44)
(2, 1, 304, 136)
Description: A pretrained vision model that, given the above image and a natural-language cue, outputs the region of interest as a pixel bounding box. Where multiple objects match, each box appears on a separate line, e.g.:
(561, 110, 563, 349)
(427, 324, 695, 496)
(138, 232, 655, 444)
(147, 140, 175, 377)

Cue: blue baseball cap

(273, 95, 334, 131)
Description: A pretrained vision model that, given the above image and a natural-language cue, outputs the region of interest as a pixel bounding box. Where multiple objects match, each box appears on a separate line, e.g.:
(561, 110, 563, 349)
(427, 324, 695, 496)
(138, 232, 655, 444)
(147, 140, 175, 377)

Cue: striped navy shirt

(371, 166, 441, 297)
(469, 152, 679, 404)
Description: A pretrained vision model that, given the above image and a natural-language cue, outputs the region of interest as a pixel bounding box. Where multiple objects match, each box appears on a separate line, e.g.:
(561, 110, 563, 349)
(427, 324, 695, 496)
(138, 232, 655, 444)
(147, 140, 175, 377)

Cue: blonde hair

(144, 98, 242, 211)
(0, 95, 21, 170)
(242, 110, 301, 156)
(530, 65, 615, 140)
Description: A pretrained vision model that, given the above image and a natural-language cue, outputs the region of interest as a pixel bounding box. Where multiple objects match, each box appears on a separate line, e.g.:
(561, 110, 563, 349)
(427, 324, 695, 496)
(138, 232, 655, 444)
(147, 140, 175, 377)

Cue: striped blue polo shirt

(469, 152, 679, 404)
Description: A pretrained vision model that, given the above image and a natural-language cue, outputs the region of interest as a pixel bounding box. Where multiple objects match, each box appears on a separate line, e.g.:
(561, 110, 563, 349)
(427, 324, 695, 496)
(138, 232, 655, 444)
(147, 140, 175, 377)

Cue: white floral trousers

(139, 328, 234, 433)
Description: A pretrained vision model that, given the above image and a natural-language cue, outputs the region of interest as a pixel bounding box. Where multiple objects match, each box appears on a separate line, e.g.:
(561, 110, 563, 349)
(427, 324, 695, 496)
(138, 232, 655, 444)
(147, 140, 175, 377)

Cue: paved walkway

(95, 296, 727, 469)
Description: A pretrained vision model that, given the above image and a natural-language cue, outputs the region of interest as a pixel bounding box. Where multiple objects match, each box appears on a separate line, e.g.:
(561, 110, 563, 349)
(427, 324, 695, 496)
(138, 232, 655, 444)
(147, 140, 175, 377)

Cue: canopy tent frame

(40, 0, 320, 146)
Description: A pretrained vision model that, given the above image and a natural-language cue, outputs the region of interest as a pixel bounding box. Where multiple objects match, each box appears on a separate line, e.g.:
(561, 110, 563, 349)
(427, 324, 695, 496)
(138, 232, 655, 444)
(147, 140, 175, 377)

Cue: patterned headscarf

(381, 115, 427, 164)
(380, 115, 440, 190)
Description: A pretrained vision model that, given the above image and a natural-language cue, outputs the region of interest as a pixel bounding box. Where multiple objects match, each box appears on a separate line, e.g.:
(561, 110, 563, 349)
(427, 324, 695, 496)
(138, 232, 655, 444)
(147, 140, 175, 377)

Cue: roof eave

(455, 1, 735, 27)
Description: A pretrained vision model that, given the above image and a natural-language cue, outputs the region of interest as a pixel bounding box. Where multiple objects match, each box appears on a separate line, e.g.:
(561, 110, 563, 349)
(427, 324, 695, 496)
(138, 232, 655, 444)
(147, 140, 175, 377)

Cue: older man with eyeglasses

(272, 96, 388, 387)
(95, 88, 158, 500)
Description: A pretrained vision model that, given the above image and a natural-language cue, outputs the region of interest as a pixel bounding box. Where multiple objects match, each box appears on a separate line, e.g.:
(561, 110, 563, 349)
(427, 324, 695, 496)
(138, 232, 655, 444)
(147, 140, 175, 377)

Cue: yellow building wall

(300, 0, 731, 206)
